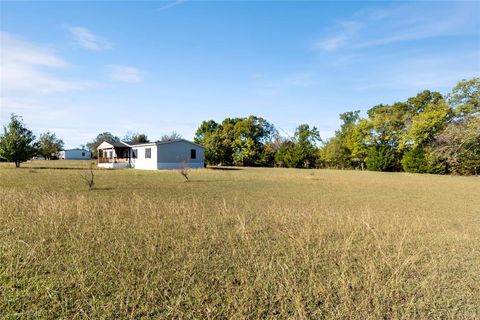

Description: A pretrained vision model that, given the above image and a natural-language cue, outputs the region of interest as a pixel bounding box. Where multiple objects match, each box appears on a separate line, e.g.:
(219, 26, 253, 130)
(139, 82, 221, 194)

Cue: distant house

(59, 149, 91, 160)
(97, 139, 205, 170)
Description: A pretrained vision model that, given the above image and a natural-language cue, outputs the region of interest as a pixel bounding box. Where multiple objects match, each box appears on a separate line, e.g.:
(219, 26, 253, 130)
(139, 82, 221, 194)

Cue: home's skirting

(98, 162, 130, 169)
(97, 162, 204, 170)
(157, 162, 204, 169)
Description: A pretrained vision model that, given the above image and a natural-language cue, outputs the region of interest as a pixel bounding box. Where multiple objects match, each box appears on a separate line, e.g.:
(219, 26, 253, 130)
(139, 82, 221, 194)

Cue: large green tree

(406, 90, 444, 115)
(86, 132, 119, 158)
(319, 115, 371, 170)
(349, 119, 372, 169)
(318, 137, 344, 169)
(0, 114, 37, 167)
(294, 124, 321, 168)
(197, 118, 238, 165)
(275, 124, 320, 168)
(38, 131, 64, 160)
(367, 102, 409, 148)
(363, 102, 413, 171)
(399, 93, 452, 173)
(275, 140, 301, 168)
(401, 94, 451, 149)
(448, 77, 479, 118)
(194, 120, 219, 144)
(432, 79, 480, 175)
(195, 116, 276, 166)
(231, 116, 276, 166)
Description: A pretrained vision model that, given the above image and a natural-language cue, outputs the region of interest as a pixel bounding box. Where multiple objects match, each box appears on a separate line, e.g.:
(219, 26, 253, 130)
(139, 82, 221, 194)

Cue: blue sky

(1, 1, 479, 148)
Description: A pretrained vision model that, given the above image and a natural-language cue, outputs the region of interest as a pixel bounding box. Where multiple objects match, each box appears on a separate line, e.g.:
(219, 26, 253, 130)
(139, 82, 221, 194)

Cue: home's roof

(109, 140, 131, 147)
(130, 139, 204, 149)
(61, 149, 90, 152)
(127, 142, 156, 147)
(108, 140, 130, 147)
(98, 139, 204, 149)
(97, 140, 131, 149)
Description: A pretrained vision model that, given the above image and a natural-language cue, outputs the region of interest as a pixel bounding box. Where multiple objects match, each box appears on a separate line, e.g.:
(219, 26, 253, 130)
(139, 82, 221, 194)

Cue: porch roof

(97, 140, 131, 150)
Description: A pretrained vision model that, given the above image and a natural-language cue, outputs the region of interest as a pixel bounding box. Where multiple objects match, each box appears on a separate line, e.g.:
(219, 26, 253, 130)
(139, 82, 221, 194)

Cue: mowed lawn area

(1, 161, 479, 319)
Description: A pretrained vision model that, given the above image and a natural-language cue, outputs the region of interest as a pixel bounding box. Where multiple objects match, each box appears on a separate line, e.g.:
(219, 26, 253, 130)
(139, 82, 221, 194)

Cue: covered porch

(97, 141, 132, 169)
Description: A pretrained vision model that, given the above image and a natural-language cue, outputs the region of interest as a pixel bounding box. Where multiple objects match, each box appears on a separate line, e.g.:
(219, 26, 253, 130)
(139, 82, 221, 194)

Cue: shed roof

(61, 148, 90, 152)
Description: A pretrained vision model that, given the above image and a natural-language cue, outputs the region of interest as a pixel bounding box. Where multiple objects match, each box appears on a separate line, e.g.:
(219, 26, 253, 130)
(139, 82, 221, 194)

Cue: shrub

(401, 147, 428, 173)
(81, 163, 95, 190)
(178, 160, 190, 181)
(366, 145, 396, 172)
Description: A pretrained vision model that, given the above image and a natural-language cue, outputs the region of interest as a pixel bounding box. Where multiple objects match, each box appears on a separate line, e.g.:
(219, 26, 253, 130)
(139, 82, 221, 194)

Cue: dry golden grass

(1, 161, 479, 319)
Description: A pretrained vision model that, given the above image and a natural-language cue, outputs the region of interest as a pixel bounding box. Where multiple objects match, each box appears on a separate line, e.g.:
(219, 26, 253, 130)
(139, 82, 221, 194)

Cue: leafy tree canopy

(194, 116, 276, 166)
(194, 120, 219, 144)
(448, 77, 480, 119)
(86, 132, 119, 158)
(195, 78, 479, 175)
(0, 114, 37, 167)
(38, 131, 64, 160)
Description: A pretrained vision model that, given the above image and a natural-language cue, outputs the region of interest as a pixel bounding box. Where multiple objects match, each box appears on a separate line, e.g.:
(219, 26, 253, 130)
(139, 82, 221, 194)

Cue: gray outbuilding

(59, 149, 91, 160)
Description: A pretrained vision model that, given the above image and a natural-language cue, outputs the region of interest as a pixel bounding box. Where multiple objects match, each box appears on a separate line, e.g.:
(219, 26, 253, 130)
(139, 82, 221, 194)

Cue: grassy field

(1, 160, 479, 319)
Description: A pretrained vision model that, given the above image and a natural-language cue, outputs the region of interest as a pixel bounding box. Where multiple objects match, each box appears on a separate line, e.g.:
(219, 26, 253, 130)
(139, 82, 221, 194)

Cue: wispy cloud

(314, 21, 363, 52)
(314, 2, 480, 52)
(108, 65, 143, 83)
(158, 0, 186, 11)
(348, 51, 480, 92)
(0, 32, 94, 95)
(68, 26, 112, 51)
(0, 96, 110, 148)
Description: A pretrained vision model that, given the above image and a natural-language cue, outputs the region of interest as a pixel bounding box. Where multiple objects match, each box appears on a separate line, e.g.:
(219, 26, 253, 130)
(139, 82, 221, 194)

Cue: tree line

(85, 131, 182, 158)
(0, 115, 65, 167)
(1, 78, 478, 174)
(195, 78, 479, 175)
(0, 117, 181, 166)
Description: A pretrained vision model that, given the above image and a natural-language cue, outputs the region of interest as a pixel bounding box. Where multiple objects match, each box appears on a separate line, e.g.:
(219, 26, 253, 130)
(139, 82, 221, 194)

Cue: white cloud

(68, 26, 111, 51)
(314, 2, 480, 52)
(0, 32, 95, 95)
(108, 65, 143, 83)
(0, 97, 107, 149)
(0, 33, 97, 148)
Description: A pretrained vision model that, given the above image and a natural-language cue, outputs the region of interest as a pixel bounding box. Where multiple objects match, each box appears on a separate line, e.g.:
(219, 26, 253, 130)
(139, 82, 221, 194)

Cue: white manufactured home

(59, 149, 91, 160)
(97, 139, 205, 170)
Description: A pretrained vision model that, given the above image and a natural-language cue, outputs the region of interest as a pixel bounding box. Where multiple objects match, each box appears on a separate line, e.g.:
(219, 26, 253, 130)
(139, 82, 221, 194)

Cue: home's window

(132, 149, 137, 159)
(82, 152, 85, 156)
(145, 148, 151, 159)
(190, 149, 196, 159)
(108, 151, 112, 158)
